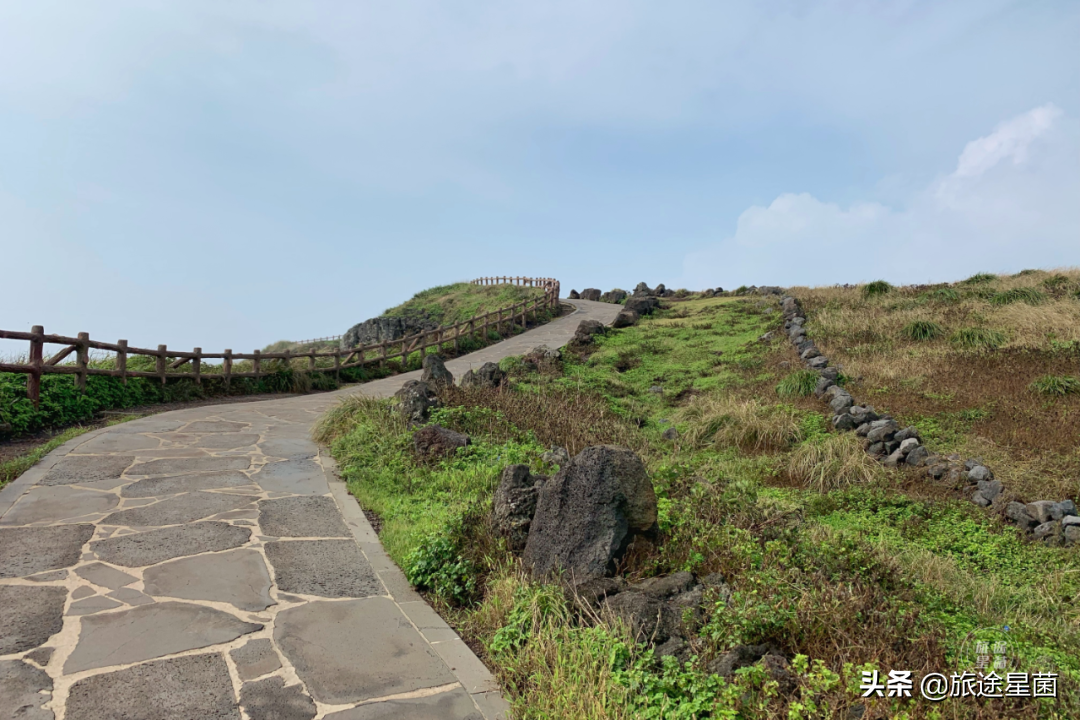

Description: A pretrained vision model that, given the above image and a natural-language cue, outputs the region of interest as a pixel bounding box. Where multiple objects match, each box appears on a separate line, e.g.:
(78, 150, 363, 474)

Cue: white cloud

(681, 105, 1080, 288)
(953, 103, 1062, 178)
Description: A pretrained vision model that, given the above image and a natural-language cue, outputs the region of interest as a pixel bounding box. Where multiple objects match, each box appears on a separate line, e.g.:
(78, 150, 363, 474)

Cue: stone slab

(108, 587, 154, 605)
(324, 687, 483, 720)
(65, 601, 262, 673)
(65, 653, 240, 720)
(183, 420, 249, 433)
(0, 486, 118, 525)
(143, 549, 273, 611)
(67, 596, 124, 615)
(39, 455, 135, 486)
(72, 586, 95, 599)
(260, 438, 319, 460)
(75, 433, 160, 454)
(121, 471, 254, 498)
(25, 569, 67, 582)
(91, 522, 251, 567)
(230, 638, 281, 681)
(253, 459, 328, 495)
(23, 647, 53, 667)
(0, 585, 66, 654)
(196, 433, 261, 450)
(102, 491, 255, 527)
(0, 525, 95, 578)
(275, 597, 456, 704)
(239, 676, 317, 720)
(0, 659, 54, 720)
(129, 456, 251, 476)
(75, 562, 138, 589)
(259, 496, 350, 538)
(264, 540, 383, 598)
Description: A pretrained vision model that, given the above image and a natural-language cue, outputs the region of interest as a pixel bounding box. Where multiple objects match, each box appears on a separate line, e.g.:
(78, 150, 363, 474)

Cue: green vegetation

(951, 326, 1007, 350)
(862, 280, 892, 297)
(901, 319, 945, 341)
(321, 288, 1078, 718)
(775, 369, 818, 398)
(1030, 375, 1080, 396)
(962, 272, 998, 285)
(383, 282, 545, 327)
(989, 287, 1046, 306)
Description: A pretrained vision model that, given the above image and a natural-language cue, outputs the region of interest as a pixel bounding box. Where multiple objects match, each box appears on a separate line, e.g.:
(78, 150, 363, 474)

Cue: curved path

(0, 299, 622, 720)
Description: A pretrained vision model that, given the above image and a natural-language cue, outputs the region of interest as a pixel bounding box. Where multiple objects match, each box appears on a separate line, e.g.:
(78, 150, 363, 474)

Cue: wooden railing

(0, 277, 561, 406)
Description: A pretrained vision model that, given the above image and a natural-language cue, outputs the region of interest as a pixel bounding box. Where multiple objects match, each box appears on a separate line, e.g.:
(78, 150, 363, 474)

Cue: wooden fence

(0, 277, 561, 406)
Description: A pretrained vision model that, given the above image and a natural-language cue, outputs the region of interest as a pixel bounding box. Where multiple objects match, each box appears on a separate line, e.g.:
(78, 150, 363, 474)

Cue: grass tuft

(925, 287, 959, 302)
(989, 287, 1046, 306)
(677, 395, 803, 452)
(862, 280, 892, 297)
(775, 369, 819, 398)
(1029, 374, 1080, 396)
(788, 433, 884, 491)
(962, 272, 997, 285)
(951, 327, 1006, 350)
(900, 320, 945, 341)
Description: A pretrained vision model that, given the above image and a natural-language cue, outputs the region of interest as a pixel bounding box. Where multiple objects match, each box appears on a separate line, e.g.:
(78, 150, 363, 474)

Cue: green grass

(775, 369, 818, 398)
(900, 320, 945, 341)
(950, 326, 1007, 350)
(862, 280, 892, 297)
(383, 282, 545, 327)
(1029, 375, 1080, 396)
(989, 287, 1047, 306)
(962, 272, 998, 285)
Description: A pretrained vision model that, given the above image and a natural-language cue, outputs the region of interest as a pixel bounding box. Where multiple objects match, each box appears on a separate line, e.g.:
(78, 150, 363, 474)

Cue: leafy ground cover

(321, 291, 1078, 719)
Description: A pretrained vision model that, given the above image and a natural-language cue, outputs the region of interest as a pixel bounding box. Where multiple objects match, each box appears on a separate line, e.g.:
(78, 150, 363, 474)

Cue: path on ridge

(0, 299, 622, 720)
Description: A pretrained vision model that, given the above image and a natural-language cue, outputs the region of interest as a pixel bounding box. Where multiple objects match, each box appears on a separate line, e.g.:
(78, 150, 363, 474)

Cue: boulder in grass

(413, 425, 470, 459)
(568, 289, 581, 300)
(492, 465, 547, 554)
(580, 289, 602, 301)
(612, 310, 639, 328)
(624, 296, 660, 316)
(523, 446, 657, 583)
(600, 289, 628, 304)
(394, 380, 440, 425)
(632, 282, 654, 297)
(572, 319, 607, 345)
(459, 362, 506, 389)
(420, 355, 454, 389)
(1005, 501, 1037, 529)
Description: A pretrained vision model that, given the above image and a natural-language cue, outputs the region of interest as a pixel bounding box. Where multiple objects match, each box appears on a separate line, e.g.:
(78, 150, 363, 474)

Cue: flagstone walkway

(0, 299, 623, 720)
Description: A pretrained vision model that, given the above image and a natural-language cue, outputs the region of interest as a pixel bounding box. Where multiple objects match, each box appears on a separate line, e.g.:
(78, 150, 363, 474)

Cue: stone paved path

(0, 299, 621, 720)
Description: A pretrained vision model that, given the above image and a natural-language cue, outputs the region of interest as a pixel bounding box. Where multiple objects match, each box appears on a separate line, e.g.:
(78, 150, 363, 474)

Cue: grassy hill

(319, 273, 1079, 719)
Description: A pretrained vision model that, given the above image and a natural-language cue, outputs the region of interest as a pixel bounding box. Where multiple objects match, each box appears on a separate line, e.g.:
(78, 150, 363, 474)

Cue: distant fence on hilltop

(0, 276, 561, 406)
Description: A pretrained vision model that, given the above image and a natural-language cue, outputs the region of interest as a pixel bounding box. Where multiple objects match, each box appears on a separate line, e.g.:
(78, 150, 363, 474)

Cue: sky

(1, 0, 1077, 354)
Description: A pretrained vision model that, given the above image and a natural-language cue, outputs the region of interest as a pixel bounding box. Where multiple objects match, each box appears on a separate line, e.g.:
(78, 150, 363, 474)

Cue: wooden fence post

(334, 349, 341, 382)
(224, 349, 233, 388)
(27, 325, 43, 407)
(75, 332, 89, 392)
(193, 348, 202, 385)
(117, 339, 128, 385)
(252, 350, 260, 379)
(157, 345, 167, 385)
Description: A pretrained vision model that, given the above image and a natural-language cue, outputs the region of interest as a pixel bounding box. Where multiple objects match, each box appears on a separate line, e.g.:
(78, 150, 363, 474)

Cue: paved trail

(0, 299, 620, 720)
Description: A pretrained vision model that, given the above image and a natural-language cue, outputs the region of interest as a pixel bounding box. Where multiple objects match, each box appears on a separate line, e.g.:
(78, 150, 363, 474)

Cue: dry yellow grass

(787, 432, 885, 491)
(677, 394, 803, 452)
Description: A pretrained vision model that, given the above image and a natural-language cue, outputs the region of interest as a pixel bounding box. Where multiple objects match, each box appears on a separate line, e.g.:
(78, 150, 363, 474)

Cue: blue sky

(1, 1, 1077, 354)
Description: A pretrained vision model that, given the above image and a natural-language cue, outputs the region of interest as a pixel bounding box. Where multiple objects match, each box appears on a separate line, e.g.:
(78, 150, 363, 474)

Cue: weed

(403, 533, 478, 606)
(925, 287, 959, 302)
(962, 272, 997, 284)
(775, 370, 819, 398)
(989, 287, 1046, 306)
(1043, 274, 1071, 289)
(862, 280, 892, 297)
(787, 433, 884, 491)
(901, 320, 945, 341)
(677, 396, 803, 452)
(1029, 375, 1080, 396)
(951, 327, 1006, 350)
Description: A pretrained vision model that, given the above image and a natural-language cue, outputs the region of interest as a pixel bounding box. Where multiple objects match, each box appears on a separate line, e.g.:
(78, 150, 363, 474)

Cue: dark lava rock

(492, 465, 547, 554)
(459, 362, 506, 390)
(413, 425, 470, 460)
(393, 380, 440, 425)
(420, 355, 454, 389)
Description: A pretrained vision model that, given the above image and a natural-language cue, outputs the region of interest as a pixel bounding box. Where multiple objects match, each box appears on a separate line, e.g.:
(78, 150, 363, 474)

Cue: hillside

(319, 273, 1079, 719)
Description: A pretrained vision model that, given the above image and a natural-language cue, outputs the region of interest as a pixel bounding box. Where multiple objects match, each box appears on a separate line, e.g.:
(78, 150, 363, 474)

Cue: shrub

(962, 273, 997, 285)
(677, 396, 802, 452)
(862, 280, 892, 297)
(775, 370, 819, 398)
(403, 533, 478, 606)
(788, 433, 884, 492)
(900, 320, 945, 341)
(989, 287, 1046, 306)
(951, 327, 1006, 350)
(1029, 375, 1080, 396)
(1043, 274, 1071, 289)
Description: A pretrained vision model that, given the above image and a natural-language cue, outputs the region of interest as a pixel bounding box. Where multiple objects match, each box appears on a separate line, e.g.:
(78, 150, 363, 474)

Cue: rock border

(780, 294, 1079, 548)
